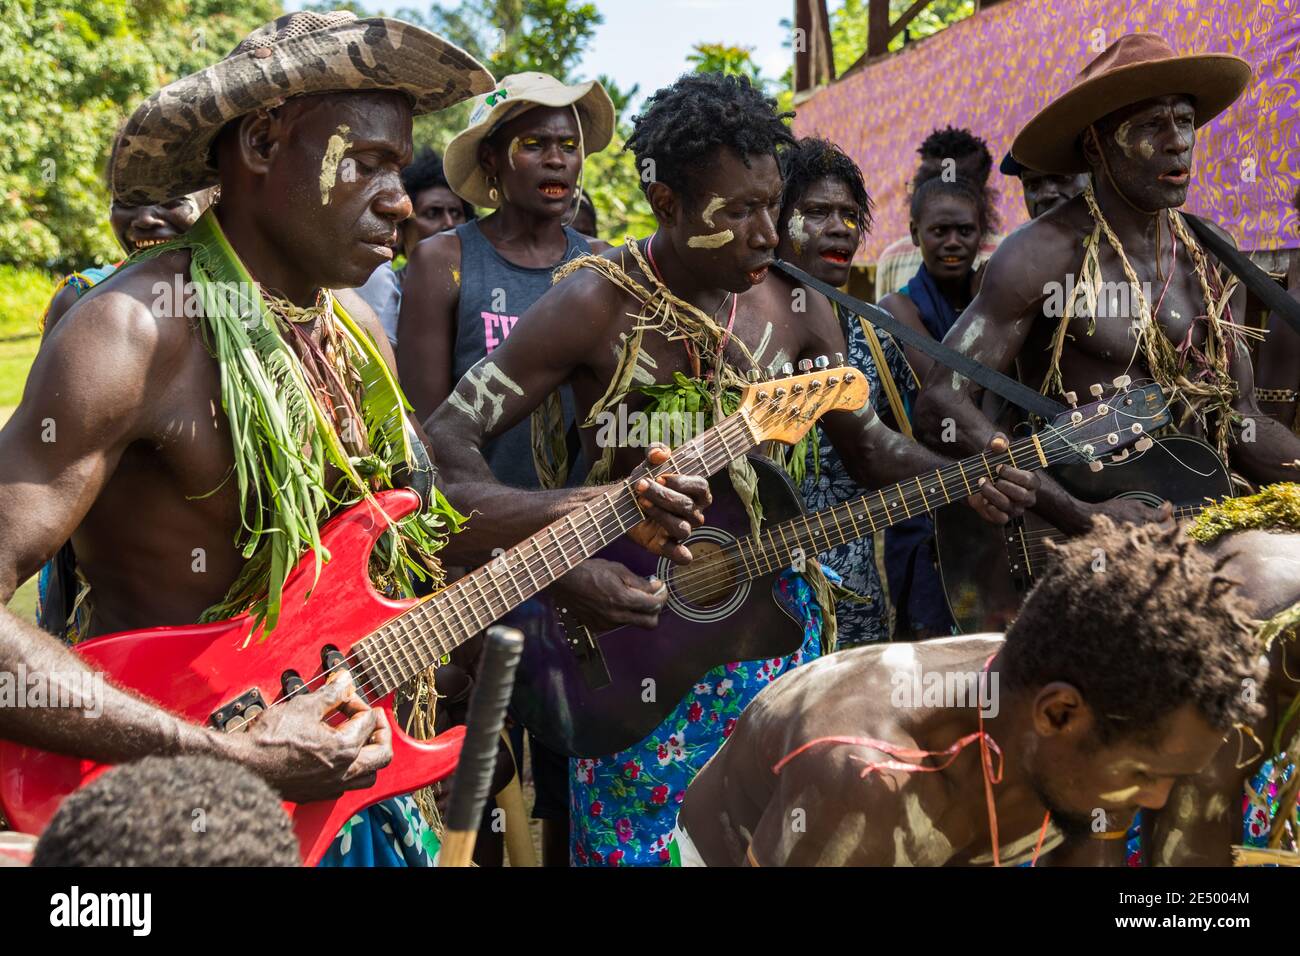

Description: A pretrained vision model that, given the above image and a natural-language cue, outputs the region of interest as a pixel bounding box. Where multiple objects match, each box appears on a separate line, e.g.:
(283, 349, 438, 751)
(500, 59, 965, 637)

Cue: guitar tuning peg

(1112, 448, 1130, 461)
(782, 362, 795, 376)
(1089, 383, 1105, 397)
(747, 369, 762, 383)
(1135, 436, 1153, 452)
(1088, 460, 1105, 473)
(1063, 390, 1078, 407)
(834, 352, 845, 366)
(797, 358, 813, 373)
(1112, 374, 1132, 389)
(814, 355, 830, 369)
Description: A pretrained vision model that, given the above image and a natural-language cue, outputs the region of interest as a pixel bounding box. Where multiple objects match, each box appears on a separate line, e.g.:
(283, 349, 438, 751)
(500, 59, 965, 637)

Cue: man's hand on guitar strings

(553, 558, 670, 632)
(238, 667, 394, 803)
(966, 433, 1039, 525)
(627, 443, 712, 564)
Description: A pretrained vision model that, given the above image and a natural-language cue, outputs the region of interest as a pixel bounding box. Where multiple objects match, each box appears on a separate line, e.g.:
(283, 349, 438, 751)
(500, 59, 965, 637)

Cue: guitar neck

(737, 430, 1065, 578)
(354, 412, 758, 695)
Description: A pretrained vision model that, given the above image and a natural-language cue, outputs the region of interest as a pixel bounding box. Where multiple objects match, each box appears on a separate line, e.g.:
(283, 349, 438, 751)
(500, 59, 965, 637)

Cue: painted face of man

(777, 176, 862, 287)
(668, 147, 783, 294)
(1020, 170, 1090, 219)
(1092, 93, 1197, 212)
(401, 184, 467, 254)
(260, 91, 414, 291)
(1028, 702, 1227, 839)
(910, 193, 981, 283)
(109, 190, 213, 254)
(481, 106, 582, 219)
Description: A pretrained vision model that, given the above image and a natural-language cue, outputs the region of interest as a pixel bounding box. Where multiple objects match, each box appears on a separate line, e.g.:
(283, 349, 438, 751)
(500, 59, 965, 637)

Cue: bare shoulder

(42, 251, 196, 373)
(407, 229, 463, 274)
(982, 197, 1090, 287)
(41, 283, 82, 337)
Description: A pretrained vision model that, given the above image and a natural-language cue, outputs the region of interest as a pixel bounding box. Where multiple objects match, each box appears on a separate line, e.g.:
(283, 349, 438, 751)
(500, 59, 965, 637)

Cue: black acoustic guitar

(512, 382, 1171, 757)
(934, 433, 1234, 634)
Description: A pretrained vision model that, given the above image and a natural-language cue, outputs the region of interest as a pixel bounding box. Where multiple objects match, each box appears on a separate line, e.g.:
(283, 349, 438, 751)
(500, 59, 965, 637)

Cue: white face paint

(701, 194, 727, 228)
(787, 208, 808, 255)
(446, 360, 524, 431)
(1157, 828, 1184, 866)
(318, 124, 352, 205)
(951, 371, 965, 391)
(688, 230, 734, 249)
(508, 136, 522, 170)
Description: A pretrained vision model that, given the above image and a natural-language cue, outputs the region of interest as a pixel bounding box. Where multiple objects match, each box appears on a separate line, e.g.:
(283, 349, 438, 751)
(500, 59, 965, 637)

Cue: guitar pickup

(209, 688, 269, 733)
(558, 608, 611, 690)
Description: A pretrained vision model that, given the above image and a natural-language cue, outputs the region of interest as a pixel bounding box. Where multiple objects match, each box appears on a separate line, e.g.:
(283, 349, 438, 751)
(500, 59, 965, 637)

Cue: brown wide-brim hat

(1012, 33, 1251, 175)
(111, 10, 495, 205)
(444, 72, 615, 209)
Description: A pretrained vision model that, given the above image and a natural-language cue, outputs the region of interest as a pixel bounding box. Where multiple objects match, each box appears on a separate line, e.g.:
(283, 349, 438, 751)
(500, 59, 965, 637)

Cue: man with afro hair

(679, 518, 1263, 866)
(427, 73, 1036, 866)
(32, 755, 300, 866)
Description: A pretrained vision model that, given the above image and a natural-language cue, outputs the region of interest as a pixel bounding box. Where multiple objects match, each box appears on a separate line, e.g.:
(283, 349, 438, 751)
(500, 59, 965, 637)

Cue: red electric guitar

(0, 365, 867, 864)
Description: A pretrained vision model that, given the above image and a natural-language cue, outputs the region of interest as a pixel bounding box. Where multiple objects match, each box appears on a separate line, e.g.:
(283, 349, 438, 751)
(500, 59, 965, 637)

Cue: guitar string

(257, 393, 807, 708)
(671, 437, 1093, 601)
(344, 393, 809, 701)
(664, 404, 1170, 601)
(662, 413, 1105, 596)
(1013, 504, 1212, 563)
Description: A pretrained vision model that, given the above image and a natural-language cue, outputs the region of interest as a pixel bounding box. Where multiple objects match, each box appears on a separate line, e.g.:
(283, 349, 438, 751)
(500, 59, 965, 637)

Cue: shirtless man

(678, 518, 1263, 866)
(426, 73, 1036, 864)
(916, 35, 1300, 532)
(1144, 498, 1300, 866)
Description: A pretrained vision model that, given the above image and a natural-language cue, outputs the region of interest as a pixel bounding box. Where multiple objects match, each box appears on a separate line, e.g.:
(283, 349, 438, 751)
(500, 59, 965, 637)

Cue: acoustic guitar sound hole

(669, 540, 737, 609)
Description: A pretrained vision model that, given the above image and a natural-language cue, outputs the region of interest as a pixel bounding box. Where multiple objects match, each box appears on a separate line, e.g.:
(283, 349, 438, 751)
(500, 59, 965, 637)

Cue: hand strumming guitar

(625, 443, 712, 564)
(1083, 496, 1175, 529)
(234, 668, 393, 803)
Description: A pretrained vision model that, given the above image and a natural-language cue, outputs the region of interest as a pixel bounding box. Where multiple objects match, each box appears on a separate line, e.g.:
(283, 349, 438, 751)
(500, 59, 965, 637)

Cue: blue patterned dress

(569, 571, 823, 866)
(799, 305, 915, 647)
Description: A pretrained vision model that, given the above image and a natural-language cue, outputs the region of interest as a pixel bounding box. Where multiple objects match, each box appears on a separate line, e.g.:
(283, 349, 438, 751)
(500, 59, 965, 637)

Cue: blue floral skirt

(569, 570, 823, 866)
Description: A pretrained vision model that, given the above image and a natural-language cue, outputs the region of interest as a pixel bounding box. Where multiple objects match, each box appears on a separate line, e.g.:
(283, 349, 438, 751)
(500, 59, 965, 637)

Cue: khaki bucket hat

(110, 10, 495, 205)
(443, 72, 615, 208)
(1012, 33, 1250, 175)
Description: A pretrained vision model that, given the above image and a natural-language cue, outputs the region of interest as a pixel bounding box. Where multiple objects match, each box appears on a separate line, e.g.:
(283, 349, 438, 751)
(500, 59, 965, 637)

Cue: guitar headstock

(737, 355, 869, 445)
(1047, 378, 1171, 470)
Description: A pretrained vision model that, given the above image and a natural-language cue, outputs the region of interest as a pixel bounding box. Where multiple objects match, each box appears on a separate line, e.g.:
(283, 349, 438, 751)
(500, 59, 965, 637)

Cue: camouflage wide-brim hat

(110, 10, 495, 205)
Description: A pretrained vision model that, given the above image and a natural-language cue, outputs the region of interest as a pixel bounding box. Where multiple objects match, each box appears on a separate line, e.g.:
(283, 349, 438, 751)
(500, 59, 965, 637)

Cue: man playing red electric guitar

(0, 12, 710, 866)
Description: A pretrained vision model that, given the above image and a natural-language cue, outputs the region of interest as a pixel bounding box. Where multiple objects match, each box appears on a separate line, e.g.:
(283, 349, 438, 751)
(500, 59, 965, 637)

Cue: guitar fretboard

(717, 426, 1085, 586)
(352, 412, 758, 697)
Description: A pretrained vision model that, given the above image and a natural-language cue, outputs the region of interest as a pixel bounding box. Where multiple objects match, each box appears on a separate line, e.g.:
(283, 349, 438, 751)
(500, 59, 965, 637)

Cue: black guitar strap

(773, 259, 1069, 420)
(1180, 213, 1300, 337)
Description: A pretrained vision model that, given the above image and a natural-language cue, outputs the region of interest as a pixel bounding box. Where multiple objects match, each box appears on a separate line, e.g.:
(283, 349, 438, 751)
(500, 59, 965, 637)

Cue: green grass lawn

(0, 266, 55, 623)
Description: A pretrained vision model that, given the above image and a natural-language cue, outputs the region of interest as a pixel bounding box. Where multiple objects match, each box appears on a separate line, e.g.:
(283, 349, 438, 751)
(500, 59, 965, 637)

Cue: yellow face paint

(451, 268, 461, 287)
(1098, 785, 1141, 803)
(842, 214, 858, 232)
(700, 194, 727, 228)
(1114, 119, 1155, 160)
(318, 124, 352, 205)
(687, 229, 734, 249)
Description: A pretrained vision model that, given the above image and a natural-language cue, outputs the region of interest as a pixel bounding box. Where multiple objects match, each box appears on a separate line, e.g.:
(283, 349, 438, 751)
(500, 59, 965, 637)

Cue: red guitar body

(0, 489, 465, 866)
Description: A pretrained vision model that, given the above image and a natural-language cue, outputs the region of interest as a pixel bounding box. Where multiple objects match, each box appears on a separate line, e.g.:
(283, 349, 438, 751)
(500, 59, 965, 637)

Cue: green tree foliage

(2, 0, 281, 272)
(686, 42, 766, 87)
